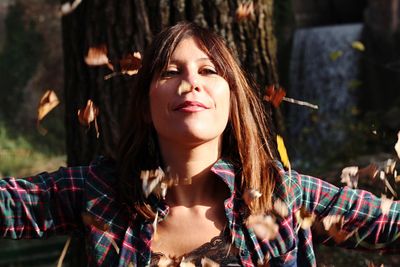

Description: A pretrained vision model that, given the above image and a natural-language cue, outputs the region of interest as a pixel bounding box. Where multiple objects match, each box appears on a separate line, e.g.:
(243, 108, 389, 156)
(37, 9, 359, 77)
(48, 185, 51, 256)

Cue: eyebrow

(168, 57, 213, 64)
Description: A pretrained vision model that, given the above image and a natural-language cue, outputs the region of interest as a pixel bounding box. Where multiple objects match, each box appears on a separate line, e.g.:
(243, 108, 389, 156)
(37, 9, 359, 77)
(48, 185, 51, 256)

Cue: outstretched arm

(0, 166, 87, 239)
(295, 171, 400, 251)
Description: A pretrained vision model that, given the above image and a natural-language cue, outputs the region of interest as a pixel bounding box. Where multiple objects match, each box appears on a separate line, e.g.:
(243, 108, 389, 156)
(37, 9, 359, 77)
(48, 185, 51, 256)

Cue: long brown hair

(117, 21, 278, 219)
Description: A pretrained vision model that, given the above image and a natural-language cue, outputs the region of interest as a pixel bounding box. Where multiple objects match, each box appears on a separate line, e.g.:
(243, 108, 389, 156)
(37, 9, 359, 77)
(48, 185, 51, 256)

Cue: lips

(173, 101, 209, 111)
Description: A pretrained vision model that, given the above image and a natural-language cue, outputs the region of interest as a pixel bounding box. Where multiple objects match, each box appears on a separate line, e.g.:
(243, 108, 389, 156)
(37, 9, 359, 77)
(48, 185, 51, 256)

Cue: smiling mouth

(173, 101, 209, 112)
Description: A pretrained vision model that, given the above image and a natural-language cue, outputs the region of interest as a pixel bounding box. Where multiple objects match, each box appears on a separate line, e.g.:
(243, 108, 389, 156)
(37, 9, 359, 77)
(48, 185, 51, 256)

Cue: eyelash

(161, 67, 218, 77)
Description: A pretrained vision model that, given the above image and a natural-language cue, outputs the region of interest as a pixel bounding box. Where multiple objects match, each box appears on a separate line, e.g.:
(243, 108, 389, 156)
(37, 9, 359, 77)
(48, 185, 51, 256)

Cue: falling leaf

(351, 41, 365, 52)
(329, 50, 343, 61)
(357, 164, 379, 180)
(120, 52, 141, 76)
(60, 0, 83, 16)
(156, 255, 176, 267)
(366, 261, 384, 267)
(277, 135, 290, 169)
(273, 198, 289, 218)
(264, 85, 286, 108)
(295, 207, 315, 230)
(81, 212, 109, 231)
(37, 90, 60, 135)
(380, 194, 393, 216)
(340, 166, 359, 188)
(77, 99, 100, 138)
(243, 188, 262, 208)
(395, 131, 400, 160)
(200, 257, 220, 267)
(236, 1, 254, 21)
(85, 45, 114, 70)
(38, 90, 60, 121)
(140, 167, 165, 198)
(246, 214, 279, 240)
(321, 215, 353, 243)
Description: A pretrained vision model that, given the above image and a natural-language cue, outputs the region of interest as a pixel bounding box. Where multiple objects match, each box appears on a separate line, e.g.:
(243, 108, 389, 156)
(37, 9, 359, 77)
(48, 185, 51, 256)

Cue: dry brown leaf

(140, 167, 165, 198)
(37, 90, 60, 135)
(295, 207, 315, 230)
(246, 214, 279, 240)
(156, 255, 176, 267)
(263, 85, 286, 108)
(60, 0, 82, 16)
(81, 212, 109, 231)
(322, 215, 353, 243)
(243, 189, 262, 209)
(200, 257, 220, 267)
(38, 90, 60, 121)
(340, 166, 359, 188)
(120, 52, 141, 75)
(395, 131, 400, 160)
(77, 99, 100, 138)
(273, 198, 289, 218)
(358, 164, 379, 180)
(236, 1, 254, 21)
(380, 194, 393, 216)
(84, 45, 114, 70)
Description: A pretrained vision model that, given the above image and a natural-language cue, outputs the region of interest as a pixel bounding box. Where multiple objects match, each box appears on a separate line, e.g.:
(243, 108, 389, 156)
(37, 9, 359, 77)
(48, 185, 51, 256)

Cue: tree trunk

(362, 0, 400, 136)
(61, 0, 278, 265)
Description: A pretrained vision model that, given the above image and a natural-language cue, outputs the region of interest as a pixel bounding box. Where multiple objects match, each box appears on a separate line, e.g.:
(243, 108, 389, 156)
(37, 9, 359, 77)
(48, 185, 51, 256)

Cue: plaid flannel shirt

(1, 156, 400, 266)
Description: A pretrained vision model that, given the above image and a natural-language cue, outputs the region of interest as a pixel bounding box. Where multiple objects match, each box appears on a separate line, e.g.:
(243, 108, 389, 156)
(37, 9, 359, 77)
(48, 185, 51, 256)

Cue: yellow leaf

(277, 135, 290, 168)
(351, 41, 365, 52)
(329, 50, 343, 61)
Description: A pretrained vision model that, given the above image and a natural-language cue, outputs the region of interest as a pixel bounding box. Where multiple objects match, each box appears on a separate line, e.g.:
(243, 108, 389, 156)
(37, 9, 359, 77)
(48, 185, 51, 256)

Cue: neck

(158, 138, 222, 207)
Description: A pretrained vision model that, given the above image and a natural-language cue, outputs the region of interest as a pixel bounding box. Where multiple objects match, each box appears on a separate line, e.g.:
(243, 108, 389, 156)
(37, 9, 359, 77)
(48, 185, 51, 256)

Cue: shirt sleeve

(296, 171, 400, 251)
(0, 166, 87, 239)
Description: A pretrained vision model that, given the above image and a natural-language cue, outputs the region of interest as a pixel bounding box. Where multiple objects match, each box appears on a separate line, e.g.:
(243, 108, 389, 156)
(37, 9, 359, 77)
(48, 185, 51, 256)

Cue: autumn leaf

(38, 90, 60, 121)
(60, 0, 82, 16)
(273, 198, 289, 218)
(200, 257, 219, 267)
(395, 131, 400, 160)
(236, 1, 254, 21)
(77, 99, 100, 138)
(351, 41, 365, 52)
(81, 212, 109, 231)
(243, 188, 262, 209)
(37, 90, 60, 135)
(246, 214, 279, 240)
(264, 85, 286, 108)
(340, 166, 359, 188)
(277, 135, 290, 169)
(329, 50, 343, 61)
(295, 207, 315, 230)
(84, 45, 114, 70)
(120, 52, 141, 75)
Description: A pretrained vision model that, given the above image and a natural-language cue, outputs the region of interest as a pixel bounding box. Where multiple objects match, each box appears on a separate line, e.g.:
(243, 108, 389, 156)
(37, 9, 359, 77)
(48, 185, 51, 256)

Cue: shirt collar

(210, 158, 237, 195)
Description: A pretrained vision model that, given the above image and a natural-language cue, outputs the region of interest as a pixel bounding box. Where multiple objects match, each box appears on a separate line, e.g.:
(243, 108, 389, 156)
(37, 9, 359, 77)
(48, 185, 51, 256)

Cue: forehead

(168, 37, 212, 62)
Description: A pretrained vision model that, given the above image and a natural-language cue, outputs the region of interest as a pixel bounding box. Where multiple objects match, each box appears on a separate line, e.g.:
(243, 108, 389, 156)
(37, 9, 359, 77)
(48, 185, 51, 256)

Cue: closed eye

(160, 69, 180, 78)
(199, 68, 218, 75)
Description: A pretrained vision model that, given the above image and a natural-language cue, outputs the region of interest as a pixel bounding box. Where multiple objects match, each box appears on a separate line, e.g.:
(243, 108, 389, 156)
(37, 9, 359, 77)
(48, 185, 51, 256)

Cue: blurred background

(0, 0, 399, 266)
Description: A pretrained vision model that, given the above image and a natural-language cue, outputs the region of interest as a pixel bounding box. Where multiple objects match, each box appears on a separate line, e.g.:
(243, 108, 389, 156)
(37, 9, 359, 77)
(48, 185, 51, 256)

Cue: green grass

(0, 124, 66, 177)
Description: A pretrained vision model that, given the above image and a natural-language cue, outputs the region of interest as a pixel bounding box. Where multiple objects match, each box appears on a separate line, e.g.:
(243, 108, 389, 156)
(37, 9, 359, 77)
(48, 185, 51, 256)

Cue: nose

(178, 70, 200, 95)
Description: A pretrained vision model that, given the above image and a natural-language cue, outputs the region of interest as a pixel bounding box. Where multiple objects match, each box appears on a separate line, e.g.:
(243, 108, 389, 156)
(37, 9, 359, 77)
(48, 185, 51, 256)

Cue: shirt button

(225, 202, 233, 209)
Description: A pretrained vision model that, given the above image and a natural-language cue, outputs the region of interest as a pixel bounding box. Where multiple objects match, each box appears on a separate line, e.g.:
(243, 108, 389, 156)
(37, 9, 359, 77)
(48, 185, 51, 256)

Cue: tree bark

(61, 0, 278, 265)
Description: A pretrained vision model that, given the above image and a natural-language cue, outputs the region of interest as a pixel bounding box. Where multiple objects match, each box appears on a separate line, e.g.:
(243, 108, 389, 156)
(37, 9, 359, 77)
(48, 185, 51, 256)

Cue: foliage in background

(0, 123, 65, 177)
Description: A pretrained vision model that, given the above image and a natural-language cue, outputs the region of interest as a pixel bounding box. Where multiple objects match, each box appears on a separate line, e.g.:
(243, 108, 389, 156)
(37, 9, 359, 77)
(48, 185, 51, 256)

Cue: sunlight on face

(149, 37, 230, 147)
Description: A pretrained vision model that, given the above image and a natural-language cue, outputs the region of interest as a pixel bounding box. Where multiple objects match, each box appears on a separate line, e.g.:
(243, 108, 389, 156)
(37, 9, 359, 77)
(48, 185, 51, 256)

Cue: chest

(150, 205, 227, 257)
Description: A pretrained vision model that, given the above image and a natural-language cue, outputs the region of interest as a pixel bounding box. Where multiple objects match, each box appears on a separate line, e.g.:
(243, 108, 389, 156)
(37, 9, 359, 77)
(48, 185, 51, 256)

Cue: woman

(1, 22, 400, 267)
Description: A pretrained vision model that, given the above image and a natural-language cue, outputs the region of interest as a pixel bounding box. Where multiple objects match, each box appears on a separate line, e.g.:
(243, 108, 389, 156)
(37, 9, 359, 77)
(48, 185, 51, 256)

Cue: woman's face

(149, 37, 230, 147)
